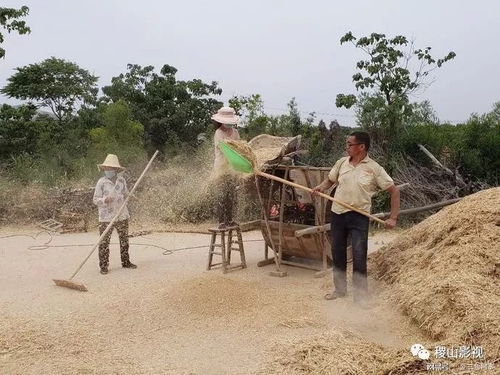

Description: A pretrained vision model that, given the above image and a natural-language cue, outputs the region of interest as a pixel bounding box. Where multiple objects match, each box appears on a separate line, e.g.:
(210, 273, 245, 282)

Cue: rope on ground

(0, 231, 55, 250)
(0, 233, 264, 255)
(159, 239, 264, 255)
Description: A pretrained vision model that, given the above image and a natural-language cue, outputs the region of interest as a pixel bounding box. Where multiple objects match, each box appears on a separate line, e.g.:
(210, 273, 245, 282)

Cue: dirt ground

(0, 226, 425, 375)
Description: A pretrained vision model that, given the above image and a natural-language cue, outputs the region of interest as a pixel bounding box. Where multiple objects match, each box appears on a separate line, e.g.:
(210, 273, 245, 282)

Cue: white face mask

(104, 170, 116, 178)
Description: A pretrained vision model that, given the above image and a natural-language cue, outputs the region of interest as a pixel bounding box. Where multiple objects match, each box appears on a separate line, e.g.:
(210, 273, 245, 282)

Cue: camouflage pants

(98, 219, 130, 269)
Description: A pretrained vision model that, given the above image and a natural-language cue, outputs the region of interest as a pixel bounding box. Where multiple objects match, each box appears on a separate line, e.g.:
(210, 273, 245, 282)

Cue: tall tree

(229, 94, 268, 138)
(0, 5, 30, 58)
(287, 97, 302, 136)
(229, 94, 264, 124)
(89, 100, 145, 165)
(1, 57, 98, 122)
(102, 64, 222, 151)
(336, 32, 455, 145)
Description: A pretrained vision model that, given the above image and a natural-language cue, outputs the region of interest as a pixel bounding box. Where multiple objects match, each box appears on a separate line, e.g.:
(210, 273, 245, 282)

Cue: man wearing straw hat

(312, 131, 399, 304)
(93, 154, 137, 274)
(211, 106, 240, 229)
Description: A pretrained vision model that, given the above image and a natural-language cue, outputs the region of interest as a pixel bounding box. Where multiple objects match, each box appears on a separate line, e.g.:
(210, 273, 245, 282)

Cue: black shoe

(122, 262, 137, 269)
(324, 290, 346, 300)
(100, 268, 108, 275)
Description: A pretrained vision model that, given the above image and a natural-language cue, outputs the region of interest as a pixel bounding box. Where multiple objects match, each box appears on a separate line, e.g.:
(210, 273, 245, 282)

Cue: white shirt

(92, 175, 130, 222)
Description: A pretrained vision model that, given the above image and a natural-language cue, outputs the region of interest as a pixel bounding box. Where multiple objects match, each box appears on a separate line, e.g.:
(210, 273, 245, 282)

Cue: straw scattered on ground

(370, 187, 500, 356)
(278, 316, 325, 329)
(260, 329, 422, 375)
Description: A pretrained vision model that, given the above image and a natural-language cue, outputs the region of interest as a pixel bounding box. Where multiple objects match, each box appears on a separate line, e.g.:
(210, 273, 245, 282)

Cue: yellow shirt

(328, 155, 394, 214)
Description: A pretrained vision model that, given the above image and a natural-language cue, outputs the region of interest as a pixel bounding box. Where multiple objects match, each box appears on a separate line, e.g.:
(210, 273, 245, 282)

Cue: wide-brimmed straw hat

(97, 154, 125, 171)
(211, 106, 240, 125)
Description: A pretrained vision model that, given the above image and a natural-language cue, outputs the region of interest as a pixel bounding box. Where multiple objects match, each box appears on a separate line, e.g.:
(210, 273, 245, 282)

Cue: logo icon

(410, 343, 430, 360)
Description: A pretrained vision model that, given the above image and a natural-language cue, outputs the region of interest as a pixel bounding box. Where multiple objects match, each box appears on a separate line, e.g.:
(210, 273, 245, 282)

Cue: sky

(1, 0, 499, 126)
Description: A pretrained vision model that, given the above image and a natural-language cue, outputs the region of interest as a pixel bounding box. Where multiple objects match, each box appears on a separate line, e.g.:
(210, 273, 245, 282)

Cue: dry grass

(224, 139, 258, 168)
(260, 329, 484, 375)
(370, 187, 500, 356)
(261, 329, 409, 375)
(224, 137, 296, 171)
(278, 316, 325, 329)
(0, 316, 147, 374)
(166, 275, 273, 318)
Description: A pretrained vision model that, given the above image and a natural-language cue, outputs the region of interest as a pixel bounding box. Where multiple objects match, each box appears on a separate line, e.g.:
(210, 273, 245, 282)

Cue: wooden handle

(256, 170, 386, 225)
(69, 150, 160, 280)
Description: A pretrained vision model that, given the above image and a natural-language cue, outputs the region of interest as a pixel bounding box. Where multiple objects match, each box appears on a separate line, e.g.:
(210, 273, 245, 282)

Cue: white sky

(1, 0, 499, 126)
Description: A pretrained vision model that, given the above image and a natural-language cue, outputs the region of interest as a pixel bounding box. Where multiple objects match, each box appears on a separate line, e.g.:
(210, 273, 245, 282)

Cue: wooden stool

(207, 225, 246, 273)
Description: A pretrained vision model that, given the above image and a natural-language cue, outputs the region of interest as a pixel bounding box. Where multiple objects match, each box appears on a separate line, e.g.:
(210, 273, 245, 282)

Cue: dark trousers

(98, 219, 130, 269)
(330, 211, 369, 299)
(216, 177, 237, 225)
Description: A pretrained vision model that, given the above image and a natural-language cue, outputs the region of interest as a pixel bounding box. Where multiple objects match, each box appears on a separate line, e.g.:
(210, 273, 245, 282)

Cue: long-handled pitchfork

(53, 150, 160, 292)
(218, 141, 386, 224)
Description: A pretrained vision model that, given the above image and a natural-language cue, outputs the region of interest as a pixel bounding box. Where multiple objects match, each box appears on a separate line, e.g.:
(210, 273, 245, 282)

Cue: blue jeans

(330, 211, 369, 299)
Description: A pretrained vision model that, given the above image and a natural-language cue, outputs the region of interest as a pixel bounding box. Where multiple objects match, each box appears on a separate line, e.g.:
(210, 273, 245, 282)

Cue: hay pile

(224, 139, 258, 169)
(248, 134, 299, 168)
(225, 135, 301, 171)
(370, 187, 500, 355)
(261, 329, 426, 375)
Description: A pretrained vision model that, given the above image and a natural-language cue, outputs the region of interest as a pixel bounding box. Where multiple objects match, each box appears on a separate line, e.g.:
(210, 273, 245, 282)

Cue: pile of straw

(370, 187, 500, 355)
(261, 329, 424, 375)
(225, 135, 300, 171)
(248, 134, 298, 168)
(224, 139, 258, 169)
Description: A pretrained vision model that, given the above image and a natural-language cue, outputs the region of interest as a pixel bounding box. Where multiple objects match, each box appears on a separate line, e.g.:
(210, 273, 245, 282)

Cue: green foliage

(102, 64, 222, 152)
(229, 94, 264, 123)
(394, 103, 500, 185)
(0, 5, 31, 58)
(457, 109, 500, 184)
(1, 57, 98, 121)
(229, 94, 272, 139)
(301, 120, 350, 166)
(287, 97, 302, 136)
(89, 100, 145, 167)
(0, 104, 38, 159)
(336, 32, 455, 148)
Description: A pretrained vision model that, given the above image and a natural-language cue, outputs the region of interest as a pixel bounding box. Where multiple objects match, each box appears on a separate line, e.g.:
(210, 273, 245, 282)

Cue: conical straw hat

(97, 154, 125, 170)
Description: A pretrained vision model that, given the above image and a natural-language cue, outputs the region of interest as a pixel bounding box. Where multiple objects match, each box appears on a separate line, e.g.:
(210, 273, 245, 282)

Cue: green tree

(229, 94, 264, 124)
(1, 57, 98, 122)
(0, 5, 30, 58)
(336, 32, 455, 146)
(457, 107, 500, 184)
(229, 94, 267, 138)
(0, 104, 38, 159)
(406, 100, 439, 126)
(288, 97, 302, 136)
(89, 100, 145, 166)
(102, 64, 222, 152)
